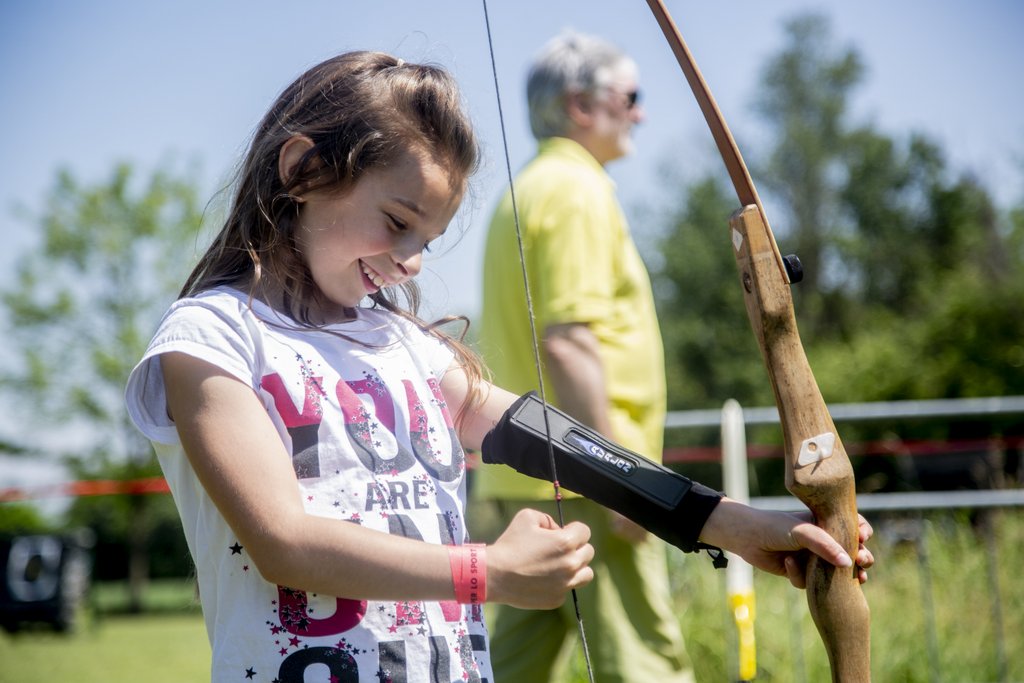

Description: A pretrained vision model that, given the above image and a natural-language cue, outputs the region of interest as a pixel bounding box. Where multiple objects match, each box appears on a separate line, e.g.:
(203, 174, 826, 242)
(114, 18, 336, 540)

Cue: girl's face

(295, 150, 463, 322)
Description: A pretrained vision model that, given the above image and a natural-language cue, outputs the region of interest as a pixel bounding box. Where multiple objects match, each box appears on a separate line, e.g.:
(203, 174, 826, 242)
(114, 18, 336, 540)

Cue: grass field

(0, 579, 209, 683)
(2, 509, 1022, 682)
(666, 508, 1024, 683)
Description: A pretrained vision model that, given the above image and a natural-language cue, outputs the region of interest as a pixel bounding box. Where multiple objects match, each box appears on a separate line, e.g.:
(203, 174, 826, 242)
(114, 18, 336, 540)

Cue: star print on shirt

(230, 542, 243, 555)
(245, 667, 256, 679)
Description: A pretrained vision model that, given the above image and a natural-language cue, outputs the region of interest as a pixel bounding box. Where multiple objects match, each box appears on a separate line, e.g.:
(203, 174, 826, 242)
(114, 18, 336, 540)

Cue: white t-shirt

(125, 288, 492, 683)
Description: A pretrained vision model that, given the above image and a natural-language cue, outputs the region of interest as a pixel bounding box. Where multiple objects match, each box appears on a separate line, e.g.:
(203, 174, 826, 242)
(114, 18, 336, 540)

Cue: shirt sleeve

(529, 179, 619, 327)
(125, 298, 260, 445)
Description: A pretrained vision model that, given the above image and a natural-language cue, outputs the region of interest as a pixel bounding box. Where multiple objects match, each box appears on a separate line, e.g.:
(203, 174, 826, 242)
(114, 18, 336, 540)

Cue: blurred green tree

(653, 175, 770, 411)
(1, 162, 208, 610)
(753, 12, 865, 337)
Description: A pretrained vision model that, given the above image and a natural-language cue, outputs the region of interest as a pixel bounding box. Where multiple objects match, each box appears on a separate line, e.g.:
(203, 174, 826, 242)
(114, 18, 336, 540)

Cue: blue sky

(1, 0, 1022, 321)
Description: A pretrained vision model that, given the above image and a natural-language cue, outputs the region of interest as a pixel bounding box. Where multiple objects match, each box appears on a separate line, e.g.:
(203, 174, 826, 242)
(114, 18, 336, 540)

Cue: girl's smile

(361, 262, 388, 289)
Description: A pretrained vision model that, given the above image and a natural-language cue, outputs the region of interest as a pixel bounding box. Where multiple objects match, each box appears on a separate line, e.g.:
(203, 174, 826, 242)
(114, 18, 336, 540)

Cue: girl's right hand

(486, 508, 594, 609)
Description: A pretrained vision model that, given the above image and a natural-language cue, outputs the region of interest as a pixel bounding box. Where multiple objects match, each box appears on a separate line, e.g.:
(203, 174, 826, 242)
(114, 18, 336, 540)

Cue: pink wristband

(448, 543, 486, 605)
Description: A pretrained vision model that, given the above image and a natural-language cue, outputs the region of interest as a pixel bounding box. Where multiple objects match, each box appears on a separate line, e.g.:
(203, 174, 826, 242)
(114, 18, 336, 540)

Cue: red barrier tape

(1, 436, 1018, 501)
(0, 477, 170, 502)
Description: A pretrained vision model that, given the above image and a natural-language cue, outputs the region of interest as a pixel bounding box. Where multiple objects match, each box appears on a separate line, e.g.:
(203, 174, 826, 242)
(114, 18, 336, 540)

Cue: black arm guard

(481, 392, 724, 556)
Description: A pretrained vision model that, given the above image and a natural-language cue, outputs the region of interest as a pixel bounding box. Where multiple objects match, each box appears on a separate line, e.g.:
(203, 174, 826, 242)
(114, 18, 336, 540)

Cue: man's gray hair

(526, 30, 636, 139)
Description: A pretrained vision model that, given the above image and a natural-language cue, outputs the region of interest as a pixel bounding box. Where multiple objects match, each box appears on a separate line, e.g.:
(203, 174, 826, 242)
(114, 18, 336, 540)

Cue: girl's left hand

(700, 500, 875, 589)
(781, 513, 874, 588)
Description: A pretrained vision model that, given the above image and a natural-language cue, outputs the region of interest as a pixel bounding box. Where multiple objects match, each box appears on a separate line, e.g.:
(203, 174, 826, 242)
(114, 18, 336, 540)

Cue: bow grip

(730, 204, 871, 681)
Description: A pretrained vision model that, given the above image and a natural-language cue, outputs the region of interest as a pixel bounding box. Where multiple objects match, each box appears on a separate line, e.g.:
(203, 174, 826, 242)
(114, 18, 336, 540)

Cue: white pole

(722, 399, 757, 681)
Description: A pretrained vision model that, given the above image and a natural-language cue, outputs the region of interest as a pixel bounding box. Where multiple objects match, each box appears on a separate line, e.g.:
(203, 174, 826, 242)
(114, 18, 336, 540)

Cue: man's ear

(565, 91, 595, 129)
(278, 135, 317, 196)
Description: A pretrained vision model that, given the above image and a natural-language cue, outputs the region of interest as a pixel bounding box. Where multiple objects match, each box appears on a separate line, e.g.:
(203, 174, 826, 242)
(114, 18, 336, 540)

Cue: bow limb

(644, 2, 871, 680)
(643, 0, 788, 283)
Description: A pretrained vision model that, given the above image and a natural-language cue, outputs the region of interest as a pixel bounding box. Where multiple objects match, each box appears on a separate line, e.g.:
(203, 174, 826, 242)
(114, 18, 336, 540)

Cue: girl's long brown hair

(181, 51, 486, 422)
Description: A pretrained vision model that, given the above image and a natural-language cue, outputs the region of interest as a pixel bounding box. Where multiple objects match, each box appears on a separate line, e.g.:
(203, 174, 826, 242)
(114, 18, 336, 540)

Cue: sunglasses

(602, 87, 641, 109)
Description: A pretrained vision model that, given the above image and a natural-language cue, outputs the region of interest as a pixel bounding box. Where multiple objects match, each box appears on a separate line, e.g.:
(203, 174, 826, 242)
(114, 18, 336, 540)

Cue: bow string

(479, 2, 598, 681)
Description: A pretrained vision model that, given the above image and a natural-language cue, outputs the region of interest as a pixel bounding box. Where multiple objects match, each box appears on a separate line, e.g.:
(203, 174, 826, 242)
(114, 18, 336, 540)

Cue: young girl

(126, 51, 872, 683)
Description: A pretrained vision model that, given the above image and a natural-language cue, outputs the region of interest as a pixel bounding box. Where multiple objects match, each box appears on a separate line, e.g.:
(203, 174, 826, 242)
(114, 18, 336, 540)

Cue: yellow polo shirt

(475, 137, 667, 500)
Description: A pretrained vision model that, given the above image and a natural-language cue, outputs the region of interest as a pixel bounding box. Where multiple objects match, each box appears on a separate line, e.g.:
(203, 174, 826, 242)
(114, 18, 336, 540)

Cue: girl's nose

(393, 249, 422, 279)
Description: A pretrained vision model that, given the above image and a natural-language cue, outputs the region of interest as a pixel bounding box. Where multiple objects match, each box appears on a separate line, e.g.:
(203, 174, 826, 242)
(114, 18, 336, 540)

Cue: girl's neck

(240, 278, 359, 326)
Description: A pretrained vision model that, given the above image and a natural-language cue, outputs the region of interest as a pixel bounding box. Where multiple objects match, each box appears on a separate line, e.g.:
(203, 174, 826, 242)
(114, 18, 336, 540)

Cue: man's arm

(544, 322, 648, 541)
(543, 322, 612, 435)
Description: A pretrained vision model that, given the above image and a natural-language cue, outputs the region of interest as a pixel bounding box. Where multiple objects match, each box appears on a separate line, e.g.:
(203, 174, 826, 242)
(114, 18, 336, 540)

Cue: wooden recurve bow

(644, 2, 871, 680)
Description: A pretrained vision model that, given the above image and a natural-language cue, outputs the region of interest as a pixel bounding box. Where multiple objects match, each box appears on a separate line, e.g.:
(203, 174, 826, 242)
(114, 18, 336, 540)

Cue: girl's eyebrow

(391, 196, 424, 216)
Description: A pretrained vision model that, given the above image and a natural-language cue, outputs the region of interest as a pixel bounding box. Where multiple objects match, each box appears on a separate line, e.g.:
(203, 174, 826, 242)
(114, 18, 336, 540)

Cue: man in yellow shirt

(474, 30, 695, 683)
